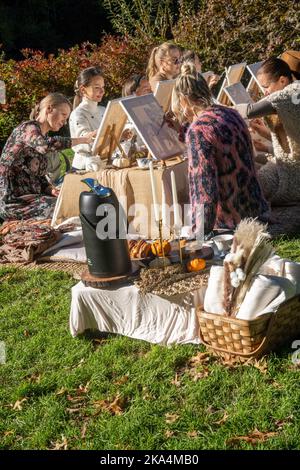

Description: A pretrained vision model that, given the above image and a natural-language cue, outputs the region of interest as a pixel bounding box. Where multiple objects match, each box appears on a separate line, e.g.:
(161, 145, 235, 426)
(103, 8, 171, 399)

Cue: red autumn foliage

(0, 35, 154, 147)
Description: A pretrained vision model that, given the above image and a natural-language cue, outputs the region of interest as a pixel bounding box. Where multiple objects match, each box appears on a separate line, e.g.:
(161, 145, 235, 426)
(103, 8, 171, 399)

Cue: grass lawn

(0, 238, 300, 450)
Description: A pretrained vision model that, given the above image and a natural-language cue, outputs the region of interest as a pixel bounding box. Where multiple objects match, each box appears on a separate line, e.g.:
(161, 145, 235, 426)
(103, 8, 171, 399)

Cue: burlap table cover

(51, 160, 189, 238)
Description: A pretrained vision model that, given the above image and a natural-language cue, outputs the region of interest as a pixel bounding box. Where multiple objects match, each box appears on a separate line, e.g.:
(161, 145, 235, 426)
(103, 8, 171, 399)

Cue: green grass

(1, 237, 300, 450)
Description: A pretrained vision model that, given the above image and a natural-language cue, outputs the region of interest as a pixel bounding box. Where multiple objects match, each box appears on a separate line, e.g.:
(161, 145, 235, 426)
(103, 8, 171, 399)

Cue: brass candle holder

(172, 225, 184, 266)
(158, 218, 167, 269)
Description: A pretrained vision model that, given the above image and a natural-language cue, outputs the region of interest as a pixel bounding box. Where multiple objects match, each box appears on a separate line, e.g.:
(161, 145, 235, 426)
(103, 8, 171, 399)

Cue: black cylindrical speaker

(79, 190, 131, 277)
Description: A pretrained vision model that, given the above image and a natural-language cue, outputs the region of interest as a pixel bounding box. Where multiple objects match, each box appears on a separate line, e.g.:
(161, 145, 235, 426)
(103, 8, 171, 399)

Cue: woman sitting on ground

(236, 56, 300, 205)
(171, 63, 270, 235)
(0, 93, 94, 221)
(69, 66, 106, 171)
(147, 42, 182, 92)
(181, 50, 220, 90)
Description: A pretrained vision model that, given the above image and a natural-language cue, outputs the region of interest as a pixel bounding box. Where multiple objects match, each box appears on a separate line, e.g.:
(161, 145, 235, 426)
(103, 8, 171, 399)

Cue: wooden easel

(147, 151, 183, 170)
(101, 123, 127, 167)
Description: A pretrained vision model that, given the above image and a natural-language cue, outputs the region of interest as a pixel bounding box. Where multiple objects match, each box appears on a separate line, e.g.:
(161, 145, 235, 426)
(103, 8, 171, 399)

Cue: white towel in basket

(236, 274, 296, 320)
(204, 265, 226, 314)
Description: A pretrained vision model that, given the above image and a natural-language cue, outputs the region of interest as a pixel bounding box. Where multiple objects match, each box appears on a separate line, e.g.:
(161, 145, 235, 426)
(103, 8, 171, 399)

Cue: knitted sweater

(69, 97, 105, 169)
(266, 80, 300, 162)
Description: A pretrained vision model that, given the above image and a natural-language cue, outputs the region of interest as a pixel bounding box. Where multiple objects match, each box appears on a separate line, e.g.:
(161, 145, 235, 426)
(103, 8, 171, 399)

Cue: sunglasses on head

(169, 57, 181, 65)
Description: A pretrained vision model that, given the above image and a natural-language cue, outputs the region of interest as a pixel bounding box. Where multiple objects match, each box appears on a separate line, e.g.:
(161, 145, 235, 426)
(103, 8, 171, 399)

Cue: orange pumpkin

(151, 240, 171, 257)
(186, 258, 206, 272)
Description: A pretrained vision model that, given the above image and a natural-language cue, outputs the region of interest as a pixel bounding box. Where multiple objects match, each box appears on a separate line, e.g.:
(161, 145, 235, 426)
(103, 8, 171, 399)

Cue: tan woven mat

(0, 260, 87, 279)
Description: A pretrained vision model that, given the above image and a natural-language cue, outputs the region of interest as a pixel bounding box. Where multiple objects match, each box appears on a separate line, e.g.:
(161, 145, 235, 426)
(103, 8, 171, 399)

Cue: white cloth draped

(70, 282, 206, 345)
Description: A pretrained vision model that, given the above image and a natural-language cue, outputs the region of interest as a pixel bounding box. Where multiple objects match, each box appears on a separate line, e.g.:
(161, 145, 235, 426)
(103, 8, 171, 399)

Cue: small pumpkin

(186, 258, 206, 272)
(113, 156, 130, 168)
(151, 240, 171, 257)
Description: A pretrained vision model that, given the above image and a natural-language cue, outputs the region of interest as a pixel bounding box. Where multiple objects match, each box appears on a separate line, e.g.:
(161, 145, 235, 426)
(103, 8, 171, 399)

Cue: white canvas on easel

(224, 82, 254, 106)
(154, 79, 176, 113)
(120, 94, 186, 161)
(0, 80, 5, 104)
(217, 62, 247, 104)
(246, 61, 264, 100)
(91, 98, 127, 159)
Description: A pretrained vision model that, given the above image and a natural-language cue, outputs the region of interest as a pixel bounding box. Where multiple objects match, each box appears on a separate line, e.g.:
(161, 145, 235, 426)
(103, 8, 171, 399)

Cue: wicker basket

(197, 294, 300, 360)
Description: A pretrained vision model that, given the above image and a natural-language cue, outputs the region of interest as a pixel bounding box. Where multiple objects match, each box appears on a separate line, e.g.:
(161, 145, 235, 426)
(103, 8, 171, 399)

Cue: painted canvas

(120, 94, 186, 160)
(224, 82, 254, 105)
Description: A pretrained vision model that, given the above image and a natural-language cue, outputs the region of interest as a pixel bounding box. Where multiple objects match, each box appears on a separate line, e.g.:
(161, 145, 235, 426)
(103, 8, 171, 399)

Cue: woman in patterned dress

(0, 93, 94, 221)
(171, 63, 270, 235)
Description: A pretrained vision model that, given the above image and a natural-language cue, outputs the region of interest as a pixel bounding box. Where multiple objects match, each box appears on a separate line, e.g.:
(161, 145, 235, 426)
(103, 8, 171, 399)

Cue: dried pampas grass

(223, 218, 273, 316)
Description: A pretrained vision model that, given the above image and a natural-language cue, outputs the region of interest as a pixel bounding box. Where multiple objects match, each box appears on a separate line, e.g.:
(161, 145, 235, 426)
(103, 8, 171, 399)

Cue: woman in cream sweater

(69, 66, 106, 170)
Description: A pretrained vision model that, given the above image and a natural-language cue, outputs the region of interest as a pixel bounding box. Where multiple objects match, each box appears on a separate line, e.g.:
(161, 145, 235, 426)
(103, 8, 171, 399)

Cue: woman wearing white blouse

(69, 66, 106, 170)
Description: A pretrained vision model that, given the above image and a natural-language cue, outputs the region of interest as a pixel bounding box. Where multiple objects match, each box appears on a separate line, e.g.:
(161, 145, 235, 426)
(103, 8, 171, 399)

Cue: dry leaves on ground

(244, 358, 268, 374)
(56, 387, 68, 396)
(165, 413, 179, 424)
(214, 410, 229, 426)
(172, 351, 214, 384)
(24, 372, 41, 383)
(187, 431, 198, 438)
(188, 352, 213, 366)
(50, 435, 68, 450)
(165, 430, 175, 438)
(81, 420, 89, 439)
(227, 428, 278, 446)
(171, 373, 181, 387)
(93, 394, 126, 416)
(114, 375, 129, 385)
(12, 398, 27, 411)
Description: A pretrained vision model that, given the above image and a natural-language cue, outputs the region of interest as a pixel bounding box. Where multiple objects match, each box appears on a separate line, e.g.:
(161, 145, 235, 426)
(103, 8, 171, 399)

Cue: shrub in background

(1, 0, 299, 147)
(0, 36, 153, 148)
(173, 0, 300, 71)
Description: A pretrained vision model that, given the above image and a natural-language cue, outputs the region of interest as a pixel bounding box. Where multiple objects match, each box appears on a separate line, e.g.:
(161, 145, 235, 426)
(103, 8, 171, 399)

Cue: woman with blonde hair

(0, 92, 94, 220)
(181, 50, 220, 90)
(171, 63, 270, 234)
(147, 42, 181, 92)
(69, 66, 106, 170)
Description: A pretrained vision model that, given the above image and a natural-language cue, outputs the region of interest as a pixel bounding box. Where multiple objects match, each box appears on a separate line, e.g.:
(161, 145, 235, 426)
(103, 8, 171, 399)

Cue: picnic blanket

(0, 219, 75, 264)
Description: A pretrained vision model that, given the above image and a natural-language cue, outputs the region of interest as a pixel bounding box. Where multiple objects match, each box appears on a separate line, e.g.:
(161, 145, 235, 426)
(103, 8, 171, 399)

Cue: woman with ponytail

(172, 63, 270, 235)
(146, 43, 181, 92)
(0, 93, 94, 220)
(69, 66, 106, 170)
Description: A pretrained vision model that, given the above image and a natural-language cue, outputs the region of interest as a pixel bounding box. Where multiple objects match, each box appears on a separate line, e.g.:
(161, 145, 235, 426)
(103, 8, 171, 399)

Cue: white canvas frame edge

(216, 62, 247, 103)
(120, 94, 185, 161)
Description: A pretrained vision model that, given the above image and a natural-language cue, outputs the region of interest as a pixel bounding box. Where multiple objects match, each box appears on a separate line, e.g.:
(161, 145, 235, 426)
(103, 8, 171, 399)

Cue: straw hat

(280, 50, 300, 76)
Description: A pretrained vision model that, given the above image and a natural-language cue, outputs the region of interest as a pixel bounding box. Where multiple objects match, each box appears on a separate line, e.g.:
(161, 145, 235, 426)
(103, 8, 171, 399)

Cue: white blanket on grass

(70, 282, 206, 345)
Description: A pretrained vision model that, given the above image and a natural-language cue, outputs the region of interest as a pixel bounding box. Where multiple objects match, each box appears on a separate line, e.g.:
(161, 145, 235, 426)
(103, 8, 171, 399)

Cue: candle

(149, 161, 160, 223)
(171, 170, 182, 229)
(161, 181, 168, 227)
